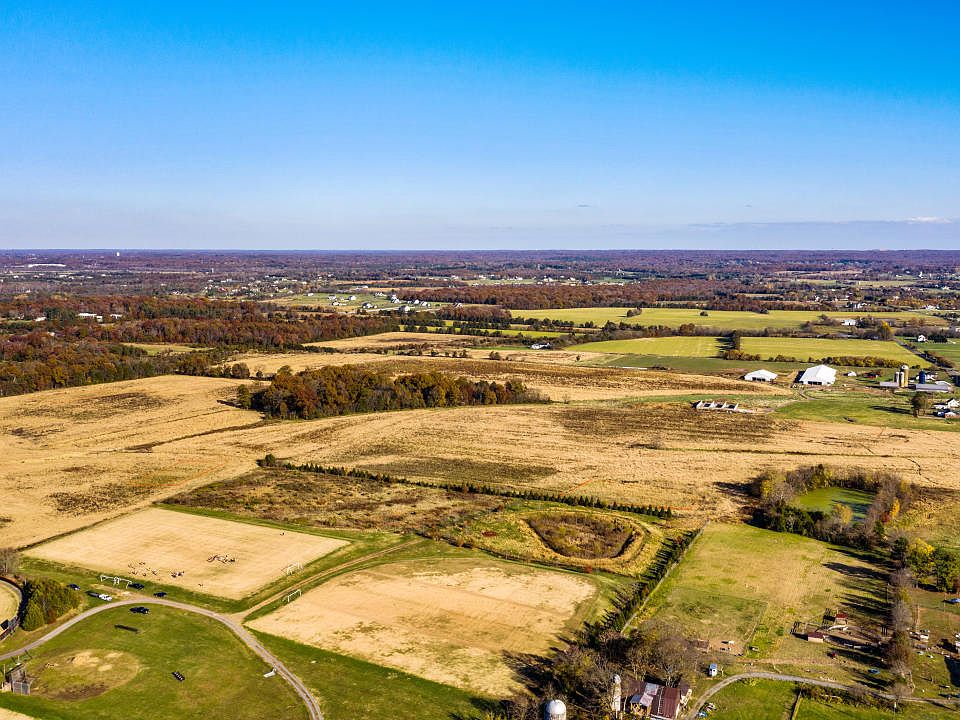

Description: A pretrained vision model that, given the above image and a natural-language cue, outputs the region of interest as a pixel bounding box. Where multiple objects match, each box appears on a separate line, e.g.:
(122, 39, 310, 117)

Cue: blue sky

(1, 2, 958, 249)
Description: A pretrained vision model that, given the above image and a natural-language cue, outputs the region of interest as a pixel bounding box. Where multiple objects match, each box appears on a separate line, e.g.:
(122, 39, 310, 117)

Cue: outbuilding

(798, 365, 837, 386)
(744, 369, 778, 382)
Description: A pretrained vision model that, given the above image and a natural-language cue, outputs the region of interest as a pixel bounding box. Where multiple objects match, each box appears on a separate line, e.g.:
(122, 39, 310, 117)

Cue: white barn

(744, 369, 778, 382)
(798, 364, 837, 386)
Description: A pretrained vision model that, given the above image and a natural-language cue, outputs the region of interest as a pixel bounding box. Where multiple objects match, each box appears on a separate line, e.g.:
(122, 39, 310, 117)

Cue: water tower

(545, 699, 567, 720)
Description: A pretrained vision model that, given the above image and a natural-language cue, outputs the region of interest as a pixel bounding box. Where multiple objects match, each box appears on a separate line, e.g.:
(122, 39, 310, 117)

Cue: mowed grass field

(0, 606, 307, 720)
(707, 680, 958, 720)
(248, 556, 603, 695)
(642, 524, 884, 654)
(27, 508, 349, 599)
(567, 336, 725, 356)
(738, 337, 921, 364)
(515, 306, 942, 330)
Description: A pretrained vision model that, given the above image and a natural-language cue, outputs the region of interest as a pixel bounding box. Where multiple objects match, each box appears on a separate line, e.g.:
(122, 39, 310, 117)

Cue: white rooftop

(798, 364, 837, 384)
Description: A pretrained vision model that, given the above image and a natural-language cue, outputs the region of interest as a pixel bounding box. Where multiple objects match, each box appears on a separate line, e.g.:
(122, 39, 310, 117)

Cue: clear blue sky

(1, 2, 958, 249)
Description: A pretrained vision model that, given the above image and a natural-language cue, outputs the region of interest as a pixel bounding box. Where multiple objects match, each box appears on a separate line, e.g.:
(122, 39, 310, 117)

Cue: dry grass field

(6, 361, 960, 549)
(248, 557, 600, 695)
(227, 350, 394, 375)
(0, 375, 263, 547)
(27, 508, 348, 599)
(306, 331, 484, 350)
(0, 709, 36, 720)
(344, 355, 786, 401)
(0, 582, 20, 620)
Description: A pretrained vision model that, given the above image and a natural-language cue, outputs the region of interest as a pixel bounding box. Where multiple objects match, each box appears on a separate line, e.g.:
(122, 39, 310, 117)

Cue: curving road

(0, 597, 322, 720)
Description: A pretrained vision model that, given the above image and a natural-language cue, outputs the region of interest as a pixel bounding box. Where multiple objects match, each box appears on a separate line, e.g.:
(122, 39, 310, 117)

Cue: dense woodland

(248, 365, 546, 419)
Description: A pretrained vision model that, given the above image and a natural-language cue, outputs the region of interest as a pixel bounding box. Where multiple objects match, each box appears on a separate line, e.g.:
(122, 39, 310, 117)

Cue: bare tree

(0, 547, 19, 576)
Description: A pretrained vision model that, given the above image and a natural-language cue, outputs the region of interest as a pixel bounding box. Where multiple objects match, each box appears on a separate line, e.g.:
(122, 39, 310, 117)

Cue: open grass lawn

(514, 307, 941, 331)
(792, 488, 875, 521)
(643, 524, 886, 656)
(777, 390, 960, 433)
(739, 337, 921, 365)
(0, 607, 307, 720)
(924, 341, 960, 365)
(257, 634, 493, 720)
(708, 680, 958, 720)
(568, 336, 725, 356)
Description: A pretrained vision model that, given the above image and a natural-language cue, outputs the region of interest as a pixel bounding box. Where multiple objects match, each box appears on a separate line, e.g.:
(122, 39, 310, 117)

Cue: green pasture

(0, 606, 306, 720)
(513, 307, 942, 331)
(776, 390, 960, 433)
(791, 487, 875, 521)
(739, 337, 921, 365)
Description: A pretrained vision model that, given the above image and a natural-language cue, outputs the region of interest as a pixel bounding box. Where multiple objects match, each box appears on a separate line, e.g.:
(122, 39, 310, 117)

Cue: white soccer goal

(282, 562, 303, 576)
(99, 574, 132, 587)
(282, 588, 302, 604)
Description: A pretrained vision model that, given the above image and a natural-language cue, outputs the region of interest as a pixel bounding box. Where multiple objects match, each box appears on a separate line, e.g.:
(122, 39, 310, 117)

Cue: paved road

(687, 671, 853, 717)
(0, 597, 322, 720)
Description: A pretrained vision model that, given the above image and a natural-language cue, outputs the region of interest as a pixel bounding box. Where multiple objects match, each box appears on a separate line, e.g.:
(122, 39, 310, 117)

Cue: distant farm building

(614, 675, 692, 720)
(693, 400, 739, 412)
(841, 318, 858, 326)
(807, 630, 825, 643)
(743, 369, 777, 382)
(797, 365, 837, 386)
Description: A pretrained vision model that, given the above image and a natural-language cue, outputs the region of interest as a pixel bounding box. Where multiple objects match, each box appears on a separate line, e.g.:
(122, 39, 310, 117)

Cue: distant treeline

(248, 366, 547, 419)
(723, 349, 904, 368)
(0, 332, 237, 396)
(260, 457, 675, 518)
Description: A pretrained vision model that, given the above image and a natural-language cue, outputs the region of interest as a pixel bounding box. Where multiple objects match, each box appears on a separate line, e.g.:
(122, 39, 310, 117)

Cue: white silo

(545, 698, 567, 720)
(611, 673, 622, 713)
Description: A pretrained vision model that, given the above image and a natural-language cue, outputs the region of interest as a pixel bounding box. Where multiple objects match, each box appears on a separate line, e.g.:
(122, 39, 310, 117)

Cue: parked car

(153, 591, 167, 598)
(130, 606, 150, 614)
(68, 583, 80, 591)
(129, 582, 145, 590)
(96, 593, 113, 602)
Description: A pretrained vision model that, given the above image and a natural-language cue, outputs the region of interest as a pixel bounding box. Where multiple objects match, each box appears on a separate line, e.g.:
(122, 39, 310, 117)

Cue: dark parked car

(130, 606, 150, 614)
(68, 584, 80, 591)
(129, 582, 145, 590)
(153, 591, 167, 598)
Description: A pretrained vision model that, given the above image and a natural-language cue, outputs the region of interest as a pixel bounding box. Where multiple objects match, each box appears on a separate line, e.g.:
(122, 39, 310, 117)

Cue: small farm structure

(743, 369, 777, 382)
(693, 400, 739, 411)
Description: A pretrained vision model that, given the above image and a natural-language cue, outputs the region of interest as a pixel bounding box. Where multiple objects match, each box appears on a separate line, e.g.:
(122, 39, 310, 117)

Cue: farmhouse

(614, 675, 692, 720)
(841, 318, 858, 326)
(743, 369, 777, 382)
(797, 364, 837, 386)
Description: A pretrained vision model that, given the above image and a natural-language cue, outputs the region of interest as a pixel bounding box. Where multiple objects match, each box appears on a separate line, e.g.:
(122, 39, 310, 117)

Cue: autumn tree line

(246, 365, 547, 419)
(750, 464, 912, 547)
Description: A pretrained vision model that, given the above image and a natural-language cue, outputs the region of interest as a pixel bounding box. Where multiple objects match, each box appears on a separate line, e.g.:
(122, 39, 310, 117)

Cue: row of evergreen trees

(261, 457, 675, 519)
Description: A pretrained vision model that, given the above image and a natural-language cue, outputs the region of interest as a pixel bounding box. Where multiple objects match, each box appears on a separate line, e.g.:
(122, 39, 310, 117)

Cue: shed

(744, 369, 778, 382)
(798, 365, 837, 386)
(807, 631, 825, 643)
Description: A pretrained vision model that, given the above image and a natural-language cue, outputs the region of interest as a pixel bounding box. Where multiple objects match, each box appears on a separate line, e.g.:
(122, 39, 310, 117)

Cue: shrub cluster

(19, 578, 81, 631)
(250, 366, 547, 419)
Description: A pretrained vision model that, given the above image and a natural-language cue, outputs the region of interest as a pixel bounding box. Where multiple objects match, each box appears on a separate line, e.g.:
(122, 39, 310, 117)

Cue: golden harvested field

(6, 365, 960, 548)
(0, 375, 262, 547)
(27, 508, 348, 599)
(346, 356, 787, 401)
(306, 331, 484, 349)
(0, 582, 20, 620)
(248, 557, 599, 694)
(241, 402, 960, 525)
(228, 351, 394, 375)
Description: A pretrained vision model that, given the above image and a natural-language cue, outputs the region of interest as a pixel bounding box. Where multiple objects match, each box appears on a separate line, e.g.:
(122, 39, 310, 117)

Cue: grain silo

(544, 698, 567, 720)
